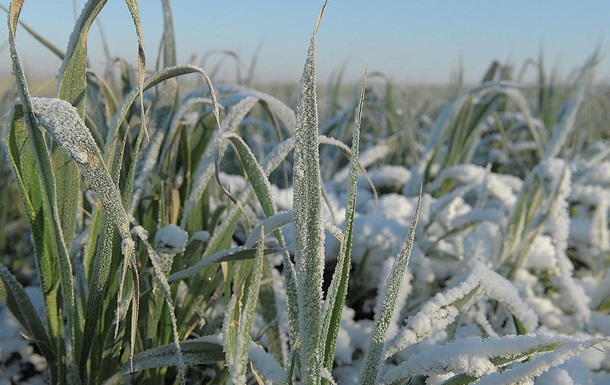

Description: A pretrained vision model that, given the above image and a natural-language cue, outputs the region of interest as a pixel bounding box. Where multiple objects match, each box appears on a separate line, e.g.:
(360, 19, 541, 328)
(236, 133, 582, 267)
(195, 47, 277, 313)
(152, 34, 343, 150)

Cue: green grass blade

(56, 0, 109, 248)
(80, 218, 117, 380)
(321, 70, 366, 376)
(229, 226, 266, 385)
(292, 3, 327, 383)
(7, 5, 80, 378)
(126, 337, 225, 373)
(28, 96, 137, 370)
(359, 186, 421, 385)
(30, 97, 130, 238)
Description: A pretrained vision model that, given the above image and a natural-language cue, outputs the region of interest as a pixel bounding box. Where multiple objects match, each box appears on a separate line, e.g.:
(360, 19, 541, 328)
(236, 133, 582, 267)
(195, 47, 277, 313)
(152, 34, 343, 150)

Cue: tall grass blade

(229, 227, 265, 385)
(56, 0, 109, 248)
(7, 4, 80, 379)
(292, 2, 327, 383)
(321, 70, 366, 377)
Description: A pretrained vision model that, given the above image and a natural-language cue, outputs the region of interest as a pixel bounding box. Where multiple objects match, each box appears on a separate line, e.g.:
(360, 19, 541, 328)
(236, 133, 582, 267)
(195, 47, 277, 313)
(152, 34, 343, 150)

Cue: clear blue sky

(2, 1, 610, 84)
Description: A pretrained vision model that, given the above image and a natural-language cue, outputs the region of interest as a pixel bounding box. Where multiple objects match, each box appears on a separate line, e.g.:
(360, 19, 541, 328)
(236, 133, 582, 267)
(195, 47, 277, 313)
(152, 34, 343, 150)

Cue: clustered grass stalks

(1, 1, 609, 384)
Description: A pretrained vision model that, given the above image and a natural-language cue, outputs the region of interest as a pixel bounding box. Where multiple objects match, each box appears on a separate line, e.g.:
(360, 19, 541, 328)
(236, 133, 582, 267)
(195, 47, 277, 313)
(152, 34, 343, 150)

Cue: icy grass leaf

(132, 226, 185, 384)
(386, 262, 538, 357)
(381, 333, 606, 385)
(215, 131, 276, 218)
(473, 336, 607, 385)
(30, 97, 130, 238)
(358, 186, 421, 385)
(292, 3, 327, 383)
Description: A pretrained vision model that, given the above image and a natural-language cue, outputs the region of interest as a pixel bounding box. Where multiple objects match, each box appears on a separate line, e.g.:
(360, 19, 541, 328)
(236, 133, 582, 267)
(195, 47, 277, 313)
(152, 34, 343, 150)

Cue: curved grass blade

(381, 334, 606, 385)
(104, 65, 221, 184)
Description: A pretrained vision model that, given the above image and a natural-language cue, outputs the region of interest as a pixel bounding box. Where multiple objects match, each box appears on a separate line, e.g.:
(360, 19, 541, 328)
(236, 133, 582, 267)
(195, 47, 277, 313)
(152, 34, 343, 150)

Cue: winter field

(2, 1, 610, 384)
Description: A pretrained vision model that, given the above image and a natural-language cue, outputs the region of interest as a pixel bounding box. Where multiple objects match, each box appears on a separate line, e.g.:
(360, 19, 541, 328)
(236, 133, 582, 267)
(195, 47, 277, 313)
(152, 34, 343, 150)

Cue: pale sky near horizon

(2, 1, 610, 85)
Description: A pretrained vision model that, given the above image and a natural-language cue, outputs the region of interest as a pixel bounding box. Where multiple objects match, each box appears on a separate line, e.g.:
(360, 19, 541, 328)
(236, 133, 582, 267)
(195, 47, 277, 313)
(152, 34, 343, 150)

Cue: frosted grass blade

(321, 70, 366, 376)
(181, 95, 259, 227)
(292, 3, 327, 383)
(358, 186, 421, 385)
(104, 65, 221, 177)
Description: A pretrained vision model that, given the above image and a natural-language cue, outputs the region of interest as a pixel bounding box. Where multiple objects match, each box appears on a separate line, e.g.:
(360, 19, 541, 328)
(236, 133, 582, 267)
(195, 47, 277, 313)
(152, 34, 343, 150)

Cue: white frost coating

(248, 342, 287, 384)
(217, 84, 297, 134)
(155, 224, 188, 254)
(356, 165, 411, 192)
(473, 336, 606, 385)
(30, 97, 92, 165)
(387, 262, 538, 357)
(30, 97, 131, 240)
(382, 333, 603, 385)
(191, 230, 210, 242)
(540, 159, 591, 324)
